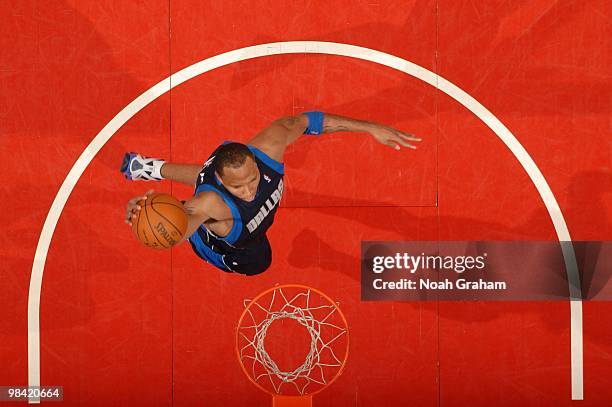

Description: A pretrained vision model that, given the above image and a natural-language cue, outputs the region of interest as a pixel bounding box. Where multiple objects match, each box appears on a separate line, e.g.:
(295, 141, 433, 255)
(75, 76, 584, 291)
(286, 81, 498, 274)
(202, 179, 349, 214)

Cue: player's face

(217, 157, 260, 202)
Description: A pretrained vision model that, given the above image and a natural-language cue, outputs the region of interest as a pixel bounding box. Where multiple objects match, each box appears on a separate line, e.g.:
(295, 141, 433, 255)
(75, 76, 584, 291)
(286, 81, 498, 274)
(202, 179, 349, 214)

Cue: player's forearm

(178, 197, 210, 245)
(178, 213, 200, 245)
(305, 111, 420, 150)
(321, 113, 376, 135)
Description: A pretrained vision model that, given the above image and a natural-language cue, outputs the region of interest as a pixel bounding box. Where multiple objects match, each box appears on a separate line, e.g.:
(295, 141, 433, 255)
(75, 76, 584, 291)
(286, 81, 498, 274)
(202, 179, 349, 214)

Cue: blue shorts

(188, 230, 272, 276)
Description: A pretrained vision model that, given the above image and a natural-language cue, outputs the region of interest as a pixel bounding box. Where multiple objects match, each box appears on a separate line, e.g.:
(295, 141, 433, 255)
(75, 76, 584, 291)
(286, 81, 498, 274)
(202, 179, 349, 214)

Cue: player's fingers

(393, 136, 417, 150)
(126, 201, 141, 211)
(385, 140, 400, 150)
(144, 189, 155, 198)
(125, 202, 142, 219)
(399, 132, 422, 142)
(125, 209, 139, 225)
(394, 136, 413, 148)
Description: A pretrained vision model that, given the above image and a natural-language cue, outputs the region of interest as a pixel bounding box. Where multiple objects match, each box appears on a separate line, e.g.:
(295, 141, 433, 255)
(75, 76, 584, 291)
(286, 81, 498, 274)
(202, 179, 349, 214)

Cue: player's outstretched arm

(248, 112, 422, 162)
(319, 113, 422, 151)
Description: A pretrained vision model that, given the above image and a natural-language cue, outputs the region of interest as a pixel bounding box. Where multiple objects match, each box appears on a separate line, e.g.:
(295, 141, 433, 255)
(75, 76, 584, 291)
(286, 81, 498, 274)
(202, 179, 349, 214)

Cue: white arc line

(27, 41, 582, 402)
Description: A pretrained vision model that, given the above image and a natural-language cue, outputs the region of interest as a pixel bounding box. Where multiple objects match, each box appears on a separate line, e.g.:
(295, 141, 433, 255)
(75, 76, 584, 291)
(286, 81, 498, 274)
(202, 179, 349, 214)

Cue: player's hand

(125, 189, 155, 226)
(369, 125, 421, 150)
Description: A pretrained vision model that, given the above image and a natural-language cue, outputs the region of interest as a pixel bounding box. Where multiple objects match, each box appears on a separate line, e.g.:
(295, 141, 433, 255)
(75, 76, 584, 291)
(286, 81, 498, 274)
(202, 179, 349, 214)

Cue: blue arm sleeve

(303, 111, 324, 136)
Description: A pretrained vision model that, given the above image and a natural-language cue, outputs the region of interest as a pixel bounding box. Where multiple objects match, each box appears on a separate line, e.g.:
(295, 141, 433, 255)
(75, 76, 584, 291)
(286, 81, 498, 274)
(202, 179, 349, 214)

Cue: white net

(237, 286, 348, 396)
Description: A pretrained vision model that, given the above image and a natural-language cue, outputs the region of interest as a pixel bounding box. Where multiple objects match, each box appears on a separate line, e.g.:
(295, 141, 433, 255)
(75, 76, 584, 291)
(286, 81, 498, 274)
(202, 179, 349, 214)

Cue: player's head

(214, 142, 260, 202)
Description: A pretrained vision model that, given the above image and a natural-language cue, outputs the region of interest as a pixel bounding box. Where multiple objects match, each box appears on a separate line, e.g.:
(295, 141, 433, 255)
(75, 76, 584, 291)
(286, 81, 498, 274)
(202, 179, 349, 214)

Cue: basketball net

(236, 284, 349, 406)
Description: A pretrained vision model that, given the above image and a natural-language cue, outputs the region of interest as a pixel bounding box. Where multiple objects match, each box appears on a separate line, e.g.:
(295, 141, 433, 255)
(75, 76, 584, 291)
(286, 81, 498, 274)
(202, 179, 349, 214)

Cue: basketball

(131, 193, 188, 249)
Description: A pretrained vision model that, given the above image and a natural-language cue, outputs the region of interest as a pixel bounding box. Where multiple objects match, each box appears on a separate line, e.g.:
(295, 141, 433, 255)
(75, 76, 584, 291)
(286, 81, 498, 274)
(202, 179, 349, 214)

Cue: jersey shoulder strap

(246, 144, 284, 175)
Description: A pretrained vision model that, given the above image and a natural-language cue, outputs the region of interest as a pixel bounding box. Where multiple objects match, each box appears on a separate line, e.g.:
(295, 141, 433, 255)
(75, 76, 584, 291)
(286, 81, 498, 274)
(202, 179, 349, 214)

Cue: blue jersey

(187, 142, 284, 274)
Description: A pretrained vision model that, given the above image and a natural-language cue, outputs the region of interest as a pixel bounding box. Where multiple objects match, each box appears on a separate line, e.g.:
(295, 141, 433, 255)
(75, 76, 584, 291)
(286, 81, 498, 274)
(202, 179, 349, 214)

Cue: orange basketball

(131, 193, 188, 249)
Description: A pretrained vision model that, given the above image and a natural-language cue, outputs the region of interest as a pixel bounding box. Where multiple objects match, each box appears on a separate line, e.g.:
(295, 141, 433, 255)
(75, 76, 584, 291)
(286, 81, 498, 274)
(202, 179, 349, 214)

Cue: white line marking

(27, 41, 583, 402)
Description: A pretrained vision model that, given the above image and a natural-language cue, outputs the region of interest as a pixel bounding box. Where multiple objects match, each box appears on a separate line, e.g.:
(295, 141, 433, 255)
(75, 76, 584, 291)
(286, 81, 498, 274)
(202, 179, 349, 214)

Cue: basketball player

(122, 112, 421, 275)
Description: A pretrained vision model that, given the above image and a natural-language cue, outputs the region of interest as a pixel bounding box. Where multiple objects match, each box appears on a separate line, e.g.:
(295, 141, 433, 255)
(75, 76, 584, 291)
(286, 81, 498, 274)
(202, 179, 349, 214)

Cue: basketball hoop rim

(235, 283, 350, 398)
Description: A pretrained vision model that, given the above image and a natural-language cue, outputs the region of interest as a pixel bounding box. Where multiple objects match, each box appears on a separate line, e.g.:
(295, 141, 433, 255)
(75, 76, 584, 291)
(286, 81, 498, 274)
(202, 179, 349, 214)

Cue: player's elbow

(276, 114, 308, 133)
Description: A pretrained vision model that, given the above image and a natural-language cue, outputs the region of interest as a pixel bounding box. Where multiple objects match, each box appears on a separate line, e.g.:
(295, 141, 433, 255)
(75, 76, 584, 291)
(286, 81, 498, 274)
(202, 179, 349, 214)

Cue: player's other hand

(125, 189, 155, 226)
(369, 125, 422, 151)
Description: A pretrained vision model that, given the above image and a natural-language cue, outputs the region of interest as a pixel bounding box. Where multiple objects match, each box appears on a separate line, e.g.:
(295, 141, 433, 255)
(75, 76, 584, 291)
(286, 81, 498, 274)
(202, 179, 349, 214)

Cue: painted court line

(27, 41, 583, 402)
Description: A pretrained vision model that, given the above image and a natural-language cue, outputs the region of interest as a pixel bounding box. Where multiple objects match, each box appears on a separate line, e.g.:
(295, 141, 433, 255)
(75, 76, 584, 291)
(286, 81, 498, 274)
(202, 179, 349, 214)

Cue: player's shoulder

(193, 189, 224, 206)
(247, 139, 283, 163)
(244, 144, 285, 175)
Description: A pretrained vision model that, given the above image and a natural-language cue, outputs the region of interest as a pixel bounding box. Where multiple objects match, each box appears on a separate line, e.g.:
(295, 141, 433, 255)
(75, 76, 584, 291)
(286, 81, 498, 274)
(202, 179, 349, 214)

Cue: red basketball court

(1, 1, 610, 406)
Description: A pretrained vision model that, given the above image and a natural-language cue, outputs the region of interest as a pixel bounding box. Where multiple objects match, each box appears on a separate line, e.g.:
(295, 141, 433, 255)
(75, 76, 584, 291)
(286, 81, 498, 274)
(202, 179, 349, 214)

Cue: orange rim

(235, 283, 350, 397)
